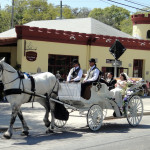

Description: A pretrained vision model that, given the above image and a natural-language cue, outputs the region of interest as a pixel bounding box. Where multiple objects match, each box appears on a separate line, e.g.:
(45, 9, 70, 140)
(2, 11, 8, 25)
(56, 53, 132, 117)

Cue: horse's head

(0, 57, 17, 81)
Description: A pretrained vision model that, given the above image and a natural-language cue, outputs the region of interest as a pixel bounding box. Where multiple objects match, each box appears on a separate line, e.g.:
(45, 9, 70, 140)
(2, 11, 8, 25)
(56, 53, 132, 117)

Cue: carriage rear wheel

(87, 104, 103, 131)
(54, 119, 67, 128)
(126, 95, 143, 126)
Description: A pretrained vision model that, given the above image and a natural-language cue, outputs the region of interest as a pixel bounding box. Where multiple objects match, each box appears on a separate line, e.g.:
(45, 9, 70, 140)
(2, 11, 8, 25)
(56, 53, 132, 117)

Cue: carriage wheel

(54, 119, 67, 128)
(87, 104, 103, 131)
(126, 95, 143, 126)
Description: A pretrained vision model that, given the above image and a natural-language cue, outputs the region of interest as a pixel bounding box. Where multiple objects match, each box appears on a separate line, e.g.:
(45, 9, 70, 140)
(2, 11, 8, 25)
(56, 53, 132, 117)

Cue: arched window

(147, 30, 150, 39)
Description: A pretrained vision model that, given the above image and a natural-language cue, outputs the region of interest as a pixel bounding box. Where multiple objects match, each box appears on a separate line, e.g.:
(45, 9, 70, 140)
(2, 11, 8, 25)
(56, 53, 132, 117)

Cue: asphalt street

(0, 97, 150, 150)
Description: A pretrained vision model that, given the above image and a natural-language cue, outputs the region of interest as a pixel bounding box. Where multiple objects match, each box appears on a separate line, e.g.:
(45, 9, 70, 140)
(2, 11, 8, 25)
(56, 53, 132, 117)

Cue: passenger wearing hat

(67, 59, 83, 82)
(81, 58, 101, 97)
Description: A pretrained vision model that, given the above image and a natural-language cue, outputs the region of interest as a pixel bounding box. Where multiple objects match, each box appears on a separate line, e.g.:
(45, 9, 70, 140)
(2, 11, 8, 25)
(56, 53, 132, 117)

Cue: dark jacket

(100, 78, 116, 90)
(107, 78, 117, 90)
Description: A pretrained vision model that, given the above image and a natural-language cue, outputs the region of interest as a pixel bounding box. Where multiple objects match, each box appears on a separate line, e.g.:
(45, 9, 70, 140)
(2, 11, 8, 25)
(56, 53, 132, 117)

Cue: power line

(99, 0, 113, 6)
(123, 0, 150, 9)
(106, 0, 150, 12)
(131, 0, 150, 7)
(99, 0, 135, 13)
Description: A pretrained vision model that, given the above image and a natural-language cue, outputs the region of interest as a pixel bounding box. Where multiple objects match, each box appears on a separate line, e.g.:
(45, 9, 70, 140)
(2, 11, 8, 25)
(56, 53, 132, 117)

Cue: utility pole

(60, 0, 62, 19)
(11, 0, 14, 29)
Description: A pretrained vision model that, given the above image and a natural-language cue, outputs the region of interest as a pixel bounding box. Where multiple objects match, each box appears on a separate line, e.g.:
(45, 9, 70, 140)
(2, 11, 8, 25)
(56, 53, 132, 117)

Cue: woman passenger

(110, 73, 127, 110)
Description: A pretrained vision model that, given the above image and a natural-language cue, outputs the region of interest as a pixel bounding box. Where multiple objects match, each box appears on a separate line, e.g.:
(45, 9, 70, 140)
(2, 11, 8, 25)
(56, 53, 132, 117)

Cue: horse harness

(4, 71, 36, 104)
(2, 67, 59, 107)
(0, 64, 42, 104)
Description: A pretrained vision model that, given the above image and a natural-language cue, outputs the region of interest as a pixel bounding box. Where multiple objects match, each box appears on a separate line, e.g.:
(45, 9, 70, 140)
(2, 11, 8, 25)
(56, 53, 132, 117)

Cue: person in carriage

(67, 59, 83, 83)
(100, 72, 117, 90)
(81, 58, 101, 97)
(110, 73, 128, 110)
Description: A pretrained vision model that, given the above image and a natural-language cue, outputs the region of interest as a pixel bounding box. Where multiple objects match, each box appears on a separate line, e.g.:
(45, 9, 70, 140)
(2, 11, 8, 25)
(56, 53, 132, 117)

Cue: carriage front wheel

(87, 104, 103, 131)
(126, 95, 143, 126)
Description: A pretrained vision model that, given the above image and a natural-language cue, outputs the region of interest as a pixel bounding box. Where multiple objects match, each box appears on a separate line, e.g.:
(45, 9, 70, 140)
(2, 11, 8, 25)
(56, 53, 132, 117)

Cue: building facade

(0, 15, 150, 81)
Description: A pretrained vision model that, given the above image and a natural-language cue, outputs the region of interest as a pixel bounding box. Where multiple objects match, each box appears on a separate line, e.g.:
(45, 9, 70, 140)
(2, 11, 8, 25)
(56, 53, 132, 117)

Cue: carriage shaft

(24, 89, 79, 111)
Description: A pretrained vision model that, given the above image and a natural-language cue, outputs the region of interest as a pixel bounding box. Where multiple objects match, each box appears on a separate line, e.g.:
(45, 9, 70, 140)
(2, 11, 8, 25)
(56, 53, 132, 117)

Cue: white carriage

(0, 58, 144, 138)
(52, 80, 144, 131)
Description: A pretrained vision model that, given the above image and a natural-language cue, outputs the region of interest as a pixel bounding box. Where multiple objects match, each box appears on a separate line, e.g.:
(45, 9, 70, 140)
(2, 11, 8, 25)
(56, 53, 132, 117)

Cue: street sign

(109, 40, 126, 60)
(106, 59, 122, 66)
(112, 60, 122, 67)
(106, 59, 115, 63)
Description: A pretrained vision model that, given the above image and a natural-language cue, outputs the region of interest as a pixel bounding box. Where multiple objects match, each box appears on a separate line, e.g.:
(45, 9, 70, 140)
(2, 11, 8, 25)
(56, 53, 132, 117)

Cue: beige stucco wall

(0, 46, 17, 67)
(122, 49, 150, 80)
(91, 46, 150, 80)
(17, 39, 150, 80)
(132, 24, 150, 40)
(18, 40, 87, 73)
(17, 40, 23, 65)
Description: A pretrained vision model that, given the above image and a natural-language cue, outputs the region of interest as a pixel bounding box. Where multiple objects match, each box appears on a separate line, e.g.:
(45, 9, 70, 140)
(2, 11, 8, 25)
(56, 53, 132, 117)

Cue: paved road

(0, 97, 150, 150)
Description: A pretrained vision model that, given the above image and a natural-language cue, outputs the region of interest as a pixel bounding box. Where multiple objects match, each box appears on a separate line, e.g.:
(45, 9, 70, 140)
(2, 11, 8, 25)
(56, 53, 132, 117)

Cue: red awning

(0, 37, 17, 46)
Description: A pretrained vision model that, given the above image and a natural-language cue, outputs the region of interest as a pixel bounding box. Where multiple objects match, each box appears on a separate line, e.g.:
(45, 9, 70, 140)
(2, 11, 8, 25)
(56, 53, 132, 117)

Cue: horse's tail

(54, 78, 60, 94)
(49, 77, 60, 98)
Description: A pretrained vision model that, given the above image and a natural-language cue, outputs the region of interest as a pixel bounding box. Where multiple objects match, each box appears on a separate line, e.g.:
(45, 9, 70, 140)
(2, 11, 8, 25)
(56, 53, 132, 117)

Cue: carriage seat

(58, 82, 81, 101)
(82, 85, 92, 100)
(82, 82, 105, 100)
(81, 81, 101, 100)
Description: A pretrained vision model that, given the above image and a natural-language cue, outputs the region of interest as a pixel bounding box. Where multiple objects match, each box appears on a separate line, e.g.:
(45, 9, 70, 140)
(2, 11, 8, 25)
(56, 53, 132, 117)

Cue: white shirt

(84, 65, 100, 82)
(116, 80, 127, 90)
(67, 66, 83, 82)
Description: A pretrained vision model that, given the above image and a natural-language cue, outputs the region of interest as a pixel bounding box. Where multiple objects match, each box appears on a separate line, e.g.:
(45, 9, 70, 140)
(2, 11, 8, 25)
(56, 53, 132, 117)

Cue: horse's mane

(3, 62, 17, 72)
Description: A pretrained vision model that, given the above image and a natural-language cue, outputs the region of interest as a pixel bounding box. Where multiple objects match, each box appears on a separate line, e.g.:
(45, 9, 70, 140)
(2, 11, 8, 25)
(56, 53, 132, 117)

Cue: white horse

(0, 58, 58, 139)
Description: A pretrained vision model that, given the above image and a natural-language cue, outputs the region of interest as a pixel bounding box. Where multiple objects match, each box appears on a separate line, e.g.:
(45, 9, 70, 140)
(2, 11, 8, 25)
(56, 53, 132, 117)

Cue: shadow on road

(71, 123, 150, 134)
(8, 123, 150, 145)
(13, 131, 82, 145)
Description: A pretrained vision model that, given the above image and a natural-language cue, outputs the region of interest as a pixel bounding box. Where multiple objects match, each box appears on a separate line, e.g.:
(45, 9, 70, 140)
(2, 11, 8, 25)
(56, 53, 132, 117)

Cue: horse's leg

(43, 100, 51, 128)
(46, 101, 55, 134)
(3, 105, 19, 139)
(17, 109, 29, 136)
(46, 92, 57, 133)
(37, 98, 51, 131)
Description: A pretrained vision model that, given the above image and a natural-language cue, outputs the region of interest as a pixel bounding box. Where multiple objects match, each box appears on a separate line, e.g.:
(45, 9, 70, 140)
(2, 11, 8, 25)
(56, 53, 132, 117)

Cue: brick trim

(15, 25, 150, 51)
(132, 14, 150, 25)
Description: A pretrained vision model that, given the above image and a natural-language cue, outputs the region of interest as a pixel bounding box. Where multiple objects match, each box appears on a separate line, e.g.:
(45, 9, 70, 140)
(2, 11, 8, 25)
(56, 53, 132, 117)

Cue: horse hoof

(45, 122, 51, 128)
(21, 131, 29, 136)
(3, 133, 12, 139)
(26, 126, 30, 130)
(46, 129, 54, 134)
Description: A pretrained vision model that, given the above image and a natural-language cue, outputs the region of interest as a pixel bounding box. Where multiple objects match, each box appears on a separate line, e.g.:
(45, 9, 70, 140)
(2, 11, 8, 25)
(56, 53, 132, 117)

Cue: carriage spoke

(126, 95, 143, 126)
(54, 119, 67, 128)
(87, 105, 103, 131)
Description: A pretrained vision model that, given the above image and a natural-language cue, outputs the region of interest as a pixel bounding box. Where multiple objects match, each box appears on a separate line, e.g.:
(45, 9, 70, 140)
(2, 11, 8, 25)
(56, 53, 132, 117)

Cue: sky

(0, 0, 150, 14)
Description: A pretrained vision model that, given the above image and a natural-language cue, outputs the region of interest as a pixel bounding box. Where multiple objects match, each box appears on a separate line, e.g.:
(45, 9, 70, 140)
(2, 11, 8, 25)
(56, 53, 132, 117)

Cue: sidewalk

(141, 96, 150, 114)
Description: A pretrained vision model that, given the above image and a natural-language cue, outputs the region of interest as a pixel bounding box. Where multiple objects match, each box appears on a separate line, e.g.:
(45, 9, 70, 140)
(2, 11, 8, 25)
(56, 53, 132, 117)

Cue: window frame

(48, 54, 78, 80)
